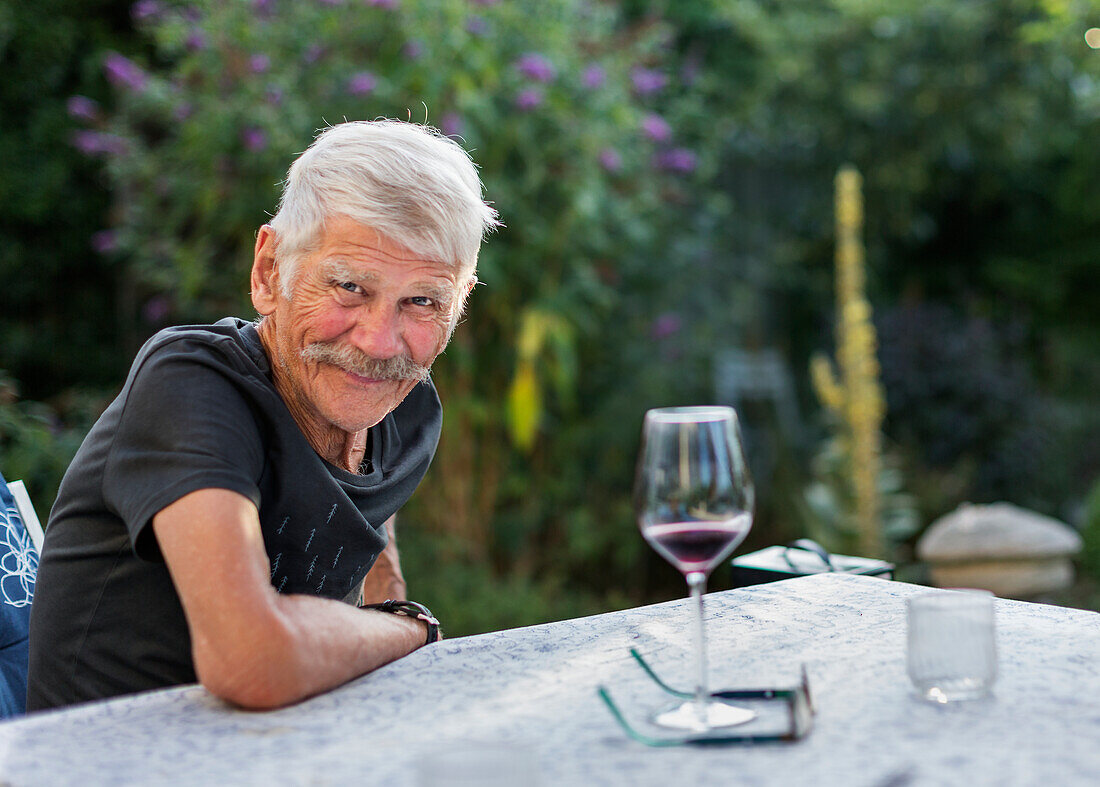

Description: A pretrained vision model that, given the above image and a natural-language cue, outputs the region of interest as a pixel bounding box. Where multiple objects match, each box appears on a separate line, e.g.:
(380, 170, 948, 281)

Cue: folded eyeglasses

(597, 648, 816, 746)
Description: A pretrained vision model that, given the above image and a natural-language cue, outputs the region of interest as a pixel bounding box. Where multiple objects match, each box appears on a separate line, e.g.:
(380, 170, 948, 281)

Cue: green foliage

(649, 0, 1100, 548)
(1080, 479, 1100, 582)
(803, 436, 920, 558)
(0, 372, 99, 519)
(0, 0, 135, 395)
(94, 0, 697, 424)
(396, 528, 627, 637)
(877, 302, 1100, 524)
(3, 0, 1100, 631)
(84, 0, 704, 627)
(643, 0, 1100, 362)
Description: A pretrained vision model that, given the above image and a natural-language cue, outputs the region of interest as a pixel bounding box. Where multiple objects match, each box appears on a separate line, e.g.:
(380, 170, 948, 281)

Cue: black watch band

(359, 599, 439, 646)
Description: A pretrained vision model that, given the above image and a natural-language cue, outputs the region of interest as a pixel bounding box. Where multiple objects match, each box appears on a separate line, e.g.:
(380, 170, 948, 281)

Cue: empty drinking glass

(907, 589, 997, 703)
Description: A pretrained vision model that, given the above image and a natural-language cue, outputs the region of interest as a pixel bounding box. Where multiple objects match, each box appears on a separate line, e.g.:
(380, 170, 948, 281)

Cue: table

(1, 574, 1098, 786)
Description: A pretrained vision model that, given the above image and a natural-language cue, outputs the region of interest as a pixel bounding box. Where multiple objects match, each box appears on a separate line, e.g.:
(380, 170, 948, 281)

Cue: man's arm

(360, 514, 406, 604)
(153, 488, 429, 710)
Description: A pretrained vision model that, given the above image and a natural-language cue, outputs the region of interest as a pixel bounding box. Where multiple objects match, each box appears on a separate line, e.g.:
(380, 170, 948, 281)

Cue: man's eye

(409, 296, 434, 307)
(337, 282, 362, 294)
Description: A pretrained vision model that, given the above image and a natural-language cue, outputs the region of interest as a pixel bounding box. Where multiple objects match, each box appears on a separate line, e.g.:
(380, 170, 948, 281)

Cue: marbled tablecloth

(1, 574, 1097, 786)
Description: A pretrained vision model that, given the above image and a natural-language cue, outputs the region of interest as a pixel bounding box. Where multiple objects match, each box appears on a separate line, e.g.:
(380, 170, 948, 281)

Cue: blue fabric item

(0, 471, 37, 718)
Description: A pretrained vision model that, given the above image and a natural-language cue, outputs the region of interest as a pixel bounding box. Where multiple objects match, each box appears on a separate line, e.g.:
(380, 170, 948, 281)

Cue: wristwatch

(359, 599, 440, 646)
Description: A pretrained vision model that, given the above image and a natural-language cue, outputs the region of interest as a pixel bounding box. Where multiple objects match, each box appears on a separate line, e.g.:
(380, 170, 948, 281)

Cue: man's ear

(250, 225, 280, 315)
(457, 274, 478, 316)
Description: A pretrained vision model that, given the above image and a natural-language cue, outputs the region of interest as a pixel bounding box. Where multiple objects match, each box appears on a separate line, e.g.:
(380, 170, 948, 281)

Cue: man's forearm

(197, 591, 429, 709)
(155, 490, 430, 711)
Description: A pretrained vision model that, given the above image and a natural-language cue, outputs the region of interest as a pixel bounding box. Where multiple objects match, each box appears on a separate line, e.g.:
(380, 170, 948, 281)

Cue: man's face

(253, 215, 463, 437)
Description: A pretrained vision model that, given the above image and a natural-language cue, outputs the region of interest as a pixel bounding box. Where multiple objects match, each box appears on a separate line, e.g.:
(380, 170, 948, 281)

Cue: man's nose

(351, 304, 405, 359)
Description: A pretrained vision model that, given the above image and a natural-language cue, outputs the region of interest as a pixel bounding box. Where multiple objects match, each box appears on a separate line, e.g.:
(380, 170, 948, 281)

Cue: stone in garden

(917, 502, 1082, 598)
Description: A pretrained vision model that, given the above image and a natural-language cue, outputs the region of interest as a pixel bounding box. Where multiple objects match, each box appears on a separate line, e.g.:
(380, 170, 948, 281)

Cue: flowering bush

(36, 0, 1099, 626)
(79, 0, 700, 315)
(71, 0, 705, 620)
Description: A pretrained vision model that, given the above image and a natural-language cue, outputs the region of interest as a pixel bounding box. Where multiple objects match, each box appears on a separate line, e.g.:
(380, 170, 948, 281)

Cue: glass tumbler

(907, 589, 997, 703)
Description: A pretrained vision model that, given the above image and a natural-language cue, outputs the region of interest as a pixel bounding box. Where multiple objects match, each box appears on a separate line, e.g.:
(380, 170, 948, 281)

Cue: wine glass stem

(686, 570, 709, 727)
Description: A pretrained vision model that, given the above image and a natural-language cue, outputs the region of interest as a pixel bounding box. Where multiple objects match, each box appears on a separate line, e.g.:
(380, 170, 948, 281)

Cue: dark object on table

(731, 539, 893, 588)
(598, 648, 815, 746)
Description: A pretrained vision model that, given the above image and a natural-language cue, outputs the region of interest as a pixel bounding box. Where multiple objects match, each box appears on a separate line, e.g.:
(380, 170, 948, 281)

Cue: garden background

(2, 0, 1099, 634)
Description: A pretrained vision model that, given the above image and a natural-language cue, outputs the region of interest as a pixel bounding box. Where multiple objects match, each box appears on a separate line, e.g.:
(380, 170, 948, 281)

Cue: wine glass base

(652, 699, 757, 731)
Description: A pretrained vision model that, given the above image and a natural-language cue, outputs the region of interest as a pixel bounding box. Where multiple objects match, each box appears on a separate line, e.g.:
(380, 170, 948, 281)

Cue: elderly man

(26, 120, 498, 711)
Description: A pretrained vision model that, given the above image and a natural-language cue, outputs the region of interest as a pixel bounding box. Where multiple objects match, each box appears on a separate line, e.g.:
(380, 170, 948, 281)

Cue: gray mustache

(301, 342, 431, 383)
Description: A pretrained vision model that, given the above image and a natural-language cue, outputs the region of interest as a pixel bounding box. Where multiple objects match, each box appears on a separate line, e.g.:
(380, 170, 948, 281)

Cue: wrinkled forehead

(306, 215, 472, 276)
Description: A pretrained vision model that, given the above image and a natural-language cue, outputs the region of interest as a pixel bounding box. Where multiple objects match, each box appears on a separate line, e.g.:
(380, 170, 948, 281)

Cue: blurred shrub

(7, 0, 1100, 630)
(620, 0, 1100, 563)
(803, 436, 920, 559)
(877, 302, 1099, 523)
(0, 0, 135, 396)
(79, 0, 705, 629)
(0, 372, 101, 520)
(1081, 479, 1100, 582)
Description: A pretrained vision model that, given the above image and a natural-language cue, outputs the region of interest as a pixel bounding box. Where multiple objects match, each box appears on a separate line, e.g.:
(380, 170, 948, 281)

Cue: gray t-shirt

(26, 318, 441, 711)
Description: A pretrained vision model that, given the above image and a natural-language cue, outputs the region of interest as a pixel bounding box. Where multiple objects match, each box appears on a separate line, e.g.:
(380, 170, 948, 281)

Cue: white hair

(268, 120, 500, 297)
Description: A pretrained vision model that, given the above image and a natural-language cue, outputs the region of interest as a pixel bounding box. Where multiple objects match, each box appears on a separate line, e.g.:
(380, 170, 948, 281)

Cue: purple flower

(515, 53, 555, 83)
(303, 44, 326, 64)
(641, 112, 671, 142)
(347, 72, 377, 96)
(253, 0, 274, 14)
(70, 130, 129, 156)
(142, 296, 171, 324)
(465, 16, 488, 36)
(581, 65, 605, 90)
(598, 148, 622, 172)
(131, 1, 163, 22)
(403, 40, 425, 60)
(186, 30, 208, 51)
(440, 112, 464, 137)
(650, 312, 682, 340)
(90, 230, 118, 255)
(249, 54, 270, 74)
(514, 88, 543, 111)
(365, 0, 397, 7)
(242, 127, 268, 152)
(631, 67, 667, 95)
(174, 102, 194, 121)
(103, 52, 148, 91)
(66, 95, 101, 123)
(266, 85, 283, 105)
(654, 148, 697, 174)
(317, 0, 344, 5)
(70, 131, 100, 154)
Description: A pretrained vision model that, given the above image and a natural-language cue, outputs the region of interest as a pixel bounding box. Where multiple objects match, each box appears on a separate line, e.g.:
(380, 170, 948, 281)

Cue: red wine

(642, 514, 752, 575)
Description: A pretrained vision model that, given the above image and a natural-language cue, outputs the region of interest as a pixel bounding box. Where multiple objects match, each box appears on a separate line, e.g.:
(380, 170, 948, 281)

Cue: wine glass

(634, 406, 756, 731)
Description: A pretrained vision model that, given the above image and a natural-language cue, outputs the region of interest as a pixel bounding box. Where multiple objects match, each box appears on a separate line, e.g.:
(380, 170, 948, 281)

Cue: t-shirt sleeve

(102, 337, 266, 561)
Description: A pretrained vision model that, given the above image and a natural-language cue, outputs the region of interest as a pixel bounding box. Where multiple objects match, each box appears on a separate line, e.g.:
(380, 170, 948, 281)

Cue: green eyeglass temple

(597, 649, 816, 746)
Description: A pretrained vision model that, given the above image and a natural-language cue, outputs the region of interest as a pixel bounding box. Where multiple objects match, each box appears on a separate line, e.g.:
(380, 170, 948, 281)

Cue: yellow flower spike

(810, 353, 845, 416)
(807, 164, 889, 558)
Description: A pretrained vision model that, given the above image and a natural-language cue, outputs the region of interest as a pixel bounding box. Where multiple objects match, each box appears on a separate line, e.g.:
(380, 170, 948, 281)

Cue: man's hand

(153, 489, 429, 710)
